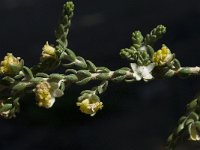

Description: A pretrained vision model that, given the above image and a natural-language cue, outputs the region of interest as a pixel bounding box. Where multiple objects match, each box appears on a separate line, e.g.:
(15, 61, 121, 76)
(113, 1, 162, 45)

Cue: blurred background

(0, 0, 200, 149)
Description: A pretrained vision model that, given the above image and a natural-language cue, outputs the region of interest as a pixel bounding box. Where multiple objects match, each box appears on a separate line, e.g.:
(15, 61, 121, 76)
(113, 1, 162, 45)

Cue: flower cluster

(152, 45, 173, 66)
(0, 53, 23, 75)
(77, 97, 103, 116)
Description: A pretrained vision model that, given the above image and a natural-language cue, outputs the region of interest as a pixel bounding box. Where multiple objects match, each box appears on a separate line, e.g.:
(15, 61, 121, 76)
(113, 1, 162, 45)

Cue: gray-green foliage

(120, 25, 166, 65)
(0, 1, 199, 150)
(166, 97, 200, 150)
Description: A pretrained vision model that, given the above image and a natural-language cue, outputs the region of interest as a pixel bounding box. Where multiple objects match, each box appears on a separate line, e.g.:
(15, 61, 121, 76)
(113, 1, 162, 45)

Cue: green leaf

(65, 48, 76, 61)
(65, 74, 78, 82)
(77, 70, 91, 77)
(173, 59, 181, 69)
(30, 77, 44, 84)
(81, 90, 93, 95)
(65, 69, 77, 74)
(114, 69, 127, 76)
(131, 31, 143, 46)
(23, 66, 33, 79)
(112, 75, 126, 82)
(55, 1, 74, 51)
(90, 94, 100, 101)
(194, 121, 200, 131)
(144, 25, 166, 45)
(49, 73, 65, 80)
(78, 93, 90, 101)
(2, 76, 15, 84)
(178, 116, 187, 124)
(185, 118, 194, 126)
(188, 112, 199, 121)
(97, 81, 108, 94)
(0, 104, 12, 113)
(36, 73, 49, 78)
(76, 77, 91, 85)
(60, 51, 69, 60)
(187, 99, 197, 111)
(96, 73, 110, 80)
(146, 45, 154, 57)
(56, 39, 66, 49)
(164, 70, 175, 78)
(119, 67, 131, 71)
(96, 67, 110, 73)
(9, 64, 23, 75)
(62, 62, 75, 68)
(86, 60, 97, 72)
(64, 1, 74, 14)
(75, 57, 87, 68)
(12, 82, 27, 95)
(176, 122, 185, 134)
(167, 133, 174, 143)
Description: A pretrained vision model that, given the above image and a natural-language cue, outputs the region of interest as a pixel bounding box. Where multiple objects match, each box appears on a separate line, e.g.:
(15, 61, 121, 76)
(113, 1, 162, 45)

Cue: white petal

(143, 74, 153, 81)
(138, 67, 148, 76)
(146, 63, 155, 72)
(52, 89, 64, 97)
(47, 97, 55, 108)
(58, 79, 65, 87)
(138, 46, 147, 51)
(133, 72, 142, 81)
(130, 63, 137, 71)
(138, 66, 154, 81)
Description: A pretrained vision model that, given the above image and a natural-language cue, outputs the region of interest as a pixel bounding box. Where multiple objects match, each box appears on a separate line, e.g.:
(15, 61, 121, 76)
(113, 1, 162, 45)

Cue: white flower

(130, 63, 155, 81)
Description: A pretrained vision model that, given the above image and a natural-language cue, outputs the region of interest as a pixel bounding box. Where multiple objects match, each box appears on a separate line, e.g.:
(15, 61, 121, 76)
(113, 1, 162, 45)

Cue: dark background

(0, 0, 200, 150)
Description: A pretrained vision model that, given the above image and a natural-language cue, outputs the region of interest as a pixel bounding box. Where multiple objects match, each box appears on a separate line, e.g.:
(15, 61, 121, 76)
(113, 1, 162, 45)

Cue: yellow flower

(0, 53, 23, 75)
(41, 42, 56, 61)
(35, 81, 64, 109)
(152, 45, 173, 66)
(76, 98, 103, 116)
(35, 81, 55, 108)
